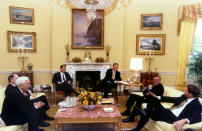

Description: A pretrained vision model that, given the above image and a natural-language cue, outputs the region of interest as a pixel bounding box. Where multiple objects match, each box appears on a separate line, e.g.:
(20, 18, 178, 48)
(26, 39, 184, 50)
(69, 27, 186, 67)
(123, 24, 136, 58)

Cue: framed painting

(136, 34, 166, 55)
(141, 13, 163, 30)
(72, 9, 104, 49)
(9, 6, 35, 25)
(7, 31, 36, 52)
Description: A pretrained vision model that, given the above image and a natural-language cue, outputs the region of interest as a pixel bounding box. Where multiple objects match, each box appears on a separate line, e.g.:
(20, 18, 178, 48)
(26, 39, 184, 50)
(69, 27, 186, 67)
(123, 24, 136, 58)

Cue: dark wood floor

(40, 91, 146, 131)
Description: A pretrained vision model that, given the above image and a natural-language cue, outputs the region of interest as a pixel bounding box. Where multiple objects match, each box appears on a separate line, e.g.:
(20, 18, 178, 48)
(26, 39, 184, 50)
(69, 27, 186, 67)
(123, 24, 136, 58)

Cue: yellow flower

(98, 96, 102, 100)
(83, 100, 88, 105)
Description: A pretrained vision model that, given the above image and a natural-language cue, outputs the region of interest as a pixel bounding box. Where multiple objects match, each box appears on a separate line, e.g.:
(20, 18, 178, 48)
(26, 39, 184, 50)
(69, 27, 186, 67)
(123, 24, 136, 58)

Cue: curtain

(176, 4, 201, 91)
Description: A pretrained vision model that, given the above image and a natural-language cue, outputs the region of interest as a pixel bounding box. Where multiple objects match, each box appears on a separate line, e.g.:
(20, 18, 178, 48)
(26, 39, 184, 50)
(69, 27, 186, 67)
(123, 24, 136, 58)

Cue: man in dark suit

(5, 73, 19, 96)
(1, 76, 45, 131)
(129, 84, 201, 131)
(102, 63, 122, 98)
(122, 75, 164, 122)
(5, 74, 53, 122)
(52, 64, 78, 96)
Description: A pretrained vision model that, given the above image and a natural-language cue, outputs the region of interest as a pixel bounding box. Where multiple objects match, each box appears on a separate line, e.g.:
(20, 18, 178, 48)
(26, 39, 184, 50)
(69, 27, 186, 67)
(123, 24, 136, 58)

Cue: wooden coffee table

(54, 102, 121, 131)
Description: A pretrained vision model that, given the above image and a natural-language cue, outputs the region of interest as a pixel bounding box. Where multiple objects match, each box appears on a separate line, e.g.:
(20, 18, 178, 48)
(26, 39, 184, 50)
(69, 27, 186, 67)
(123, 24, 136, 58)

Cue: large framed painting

(72, 9, 104, 49)
(9, 6, 35, 25)
(7, 31, 36, 52)
(136, 34, 166, 55)
(141, 13, 163, 30)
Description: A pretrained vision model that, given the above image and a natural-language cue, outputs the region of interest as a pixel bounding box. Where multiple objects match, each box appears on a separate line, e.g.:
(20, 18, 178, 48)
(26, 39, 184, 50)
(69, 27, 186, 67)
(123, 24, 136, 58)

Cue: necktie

(169, 99, 188, 110)
(112, 70, 115, 80)
(63, 73, 66, 82)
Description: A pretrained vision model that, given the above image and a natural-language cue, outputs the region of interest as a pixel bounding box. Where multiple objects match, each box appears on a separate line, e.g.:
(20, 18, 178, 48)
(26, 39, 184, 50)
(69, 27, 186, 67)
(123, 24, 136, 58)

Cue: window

(187, 19, 202, 87)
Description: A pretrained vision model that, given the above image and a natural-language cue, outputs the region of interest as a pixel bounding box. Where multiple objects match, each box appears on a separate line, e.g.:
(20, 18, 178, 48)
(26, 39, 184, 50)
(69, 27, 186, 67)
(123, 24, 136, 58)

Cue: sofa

(132, 86, 202, 131)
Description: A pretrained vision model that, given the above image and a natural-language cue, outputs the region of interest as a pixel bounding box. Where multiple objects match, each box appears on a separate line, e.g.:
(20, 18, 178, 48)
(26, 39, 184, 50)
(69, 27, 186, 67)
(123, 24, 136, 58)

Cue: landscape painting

(7, 31, 36, 52)
(72, 9, 104, 49)
(136, 34, 166, 55)
(9, 6, 34, 25)
(141, 13, 163, 30)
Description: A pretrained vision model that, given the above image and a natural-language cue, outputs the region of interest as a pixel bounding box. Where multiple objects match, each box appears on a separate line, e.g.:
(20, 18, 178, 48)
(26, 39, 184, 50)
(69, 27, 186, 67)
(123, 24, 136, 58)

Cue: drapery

(176, 4, 201, 91)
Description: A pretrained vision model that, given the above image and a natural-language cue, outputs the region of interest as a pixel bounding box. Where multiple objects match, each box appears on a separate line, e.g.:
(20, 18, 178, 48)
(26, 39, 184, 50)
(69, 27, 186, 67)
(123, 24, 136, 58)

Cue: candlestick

(65, 42, 70, 62)
(105, 44, 111, 62)
(145, 56, 154, 72)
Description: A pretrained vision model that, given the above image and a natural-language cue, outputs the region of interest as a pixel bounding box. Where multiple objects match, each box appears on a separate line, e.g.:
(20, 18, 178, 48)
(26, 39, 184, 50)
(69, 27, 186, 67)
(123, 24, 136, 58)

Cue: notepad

(103, 107, 114, 113)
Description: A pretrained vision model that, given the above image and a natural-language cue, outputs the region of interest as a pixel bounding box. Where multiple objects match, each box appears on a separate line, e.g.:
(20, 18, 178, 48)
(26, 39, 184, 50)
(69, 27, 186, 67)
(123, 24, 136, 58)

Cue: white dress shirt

(171, 98, 195, 117)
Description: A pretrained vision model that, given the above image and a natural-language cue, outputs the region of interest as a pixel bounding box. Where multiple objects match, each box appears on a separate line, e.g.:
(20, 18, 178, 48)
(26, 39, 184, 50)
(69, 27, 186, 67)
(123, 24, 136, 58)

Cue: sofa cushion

(0, 88, 6, 113)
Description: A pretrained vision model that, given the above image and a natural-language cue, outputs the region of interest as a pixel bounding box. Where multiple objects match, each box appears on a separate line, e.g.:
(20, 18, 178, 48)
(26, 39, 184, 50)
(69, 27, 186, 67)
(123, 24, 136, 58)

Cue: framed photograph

(9, 6, 35, 25)
(136, 34, 166, 55)
(7, 31, 36, 52)
(141, 13, 163, 30)
(72, 9, 104, 49)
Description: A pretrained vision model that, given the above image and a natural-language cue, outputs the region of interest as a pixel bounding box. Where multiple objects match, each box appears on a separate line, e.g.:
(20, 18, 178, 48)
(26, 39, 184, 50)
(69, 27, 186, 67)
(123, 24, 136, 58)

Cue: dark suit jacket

(1, 87, 41, 126)
(103, 69, 122, 83)
(5, 83, 16, 96)
(143, 83, 164, 97)
(52, 72, 72, 85)
(161, 94, 202, 124)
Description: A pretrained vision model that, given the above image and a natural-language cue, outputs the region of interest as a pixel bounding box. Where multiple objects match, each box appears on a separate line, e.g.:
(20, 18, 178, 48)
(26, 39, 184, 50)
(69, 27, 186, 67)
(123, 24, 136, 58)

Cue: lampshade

(130, 58, 143, 71)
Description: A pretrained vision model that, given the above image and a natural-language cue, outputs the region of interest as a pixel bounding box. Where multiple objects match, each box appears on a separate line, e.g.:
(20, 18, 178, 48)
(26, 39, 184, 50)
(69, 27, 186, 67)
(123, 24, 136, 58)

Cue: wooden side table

(140, 72, 159, 87)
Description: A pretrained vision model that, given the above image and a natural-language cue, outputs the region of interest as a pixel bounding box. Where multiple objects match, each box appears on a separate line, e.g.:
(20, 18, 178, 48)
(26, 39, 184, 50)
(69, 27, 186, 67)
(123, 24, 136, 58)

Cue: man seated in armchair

(128, 84, 201, 131)
(52, 64, 79, 96)
(93, 63, 122, 98)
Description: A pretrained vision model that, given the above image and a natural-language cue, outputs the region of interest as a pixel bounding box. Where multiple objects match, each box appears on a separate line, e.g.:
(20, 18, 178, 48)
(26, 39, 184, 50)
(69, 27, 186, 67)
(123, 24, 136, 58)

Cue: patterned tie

(112, 70, 115, 80)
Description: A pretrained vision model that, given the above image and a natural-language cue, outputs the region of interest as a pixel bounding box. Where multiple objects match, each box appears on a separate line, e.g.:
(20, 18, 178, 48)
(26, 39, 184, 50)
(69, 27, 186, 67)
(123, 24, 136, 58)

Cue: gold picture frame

(9, 6, 35, 25)
(7, 31, 36, 52)
(141, 13, 163, 30)
(136, 34, 166, 55)
(72, 9, 104, 49)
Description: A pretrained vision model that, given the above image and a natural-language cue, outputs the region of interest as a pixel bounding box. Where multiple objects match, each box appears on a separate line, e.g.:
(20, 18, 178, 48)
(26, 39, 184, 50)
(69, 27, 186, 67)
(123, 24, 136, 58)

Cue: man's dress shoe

(44, 115, 54, 121)
(122, 117, 134, 122)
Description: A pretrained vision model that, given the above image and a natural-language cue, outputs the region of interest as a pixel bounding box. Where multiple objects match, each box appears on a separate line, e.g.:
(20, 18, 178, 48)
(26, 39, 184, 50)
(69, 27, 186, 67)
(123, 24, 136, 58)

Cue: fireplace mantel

(66, 63, 111, 87)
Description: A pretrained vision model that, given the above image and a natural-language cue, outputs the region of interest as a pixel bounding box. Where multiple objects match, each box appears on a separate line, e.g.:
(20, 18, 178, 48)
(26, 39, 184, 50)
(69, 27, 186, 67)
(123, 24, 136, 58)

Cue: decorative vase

(83, 105, 95, 110)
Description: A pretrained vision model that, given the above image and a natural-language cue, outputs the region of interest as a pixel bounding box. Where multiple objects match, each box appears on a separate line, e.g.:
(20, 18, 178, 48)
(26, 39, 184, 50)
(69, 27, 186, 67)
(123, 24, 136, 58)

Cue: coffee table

(54, 102, 121, 131)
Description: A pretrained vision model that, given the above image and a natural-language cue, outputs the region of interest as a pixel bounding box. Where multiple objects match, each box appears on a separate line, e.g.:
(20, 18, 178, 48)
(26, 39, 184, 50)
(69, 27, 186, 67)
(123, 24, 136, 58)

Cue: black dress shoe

(121, 110, 130, 116)
(44, 115, 54, 121)
(39, 121, 50, 127)
(122, 117, 134, 122)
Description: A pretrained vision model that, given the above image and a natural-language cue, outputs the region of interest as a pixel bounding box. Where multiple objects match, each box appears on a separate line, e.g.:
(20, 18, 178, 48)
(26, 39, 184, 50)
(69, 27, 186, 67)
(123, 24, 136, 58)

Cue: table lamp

(130, 58, 143, 84)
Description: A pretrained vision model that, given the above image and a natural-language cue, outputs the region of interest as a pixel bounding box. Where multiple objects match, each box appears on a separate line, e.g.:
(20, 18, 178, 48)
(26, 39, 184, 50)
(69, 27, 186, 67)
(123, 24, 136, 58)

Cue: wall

(0, 0, 201, 87)
(0, 0, 52, 86)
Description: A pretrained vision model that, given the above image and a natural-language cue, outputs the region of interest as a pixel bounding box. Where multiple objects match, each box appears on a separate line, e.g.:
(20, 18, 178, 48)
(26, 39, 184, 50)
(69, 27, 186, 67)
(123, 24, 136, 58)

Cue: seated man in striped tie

(128, 84, 201, 131)
(52, 64, 78, 96)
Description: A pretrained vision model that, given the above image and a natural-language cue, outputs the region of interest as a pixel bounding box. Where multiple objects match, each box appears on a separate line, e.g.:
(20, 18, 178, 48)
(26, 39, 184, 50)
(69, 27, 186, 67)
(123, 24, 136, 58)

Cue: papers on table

(119, 81, 132, 85)
(101, 99, 113, 104)
(103, 107, 114, 113)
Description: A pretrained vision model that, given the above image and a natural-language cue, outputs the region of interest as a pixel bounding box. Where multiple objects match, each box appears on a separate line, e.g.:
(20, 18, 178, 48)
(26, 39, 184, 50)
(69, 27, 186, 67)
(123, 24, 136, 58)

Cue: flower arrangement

(79, 91, 102, 106)
(72, 57, 81, 63)
(95, 57, 105, 63)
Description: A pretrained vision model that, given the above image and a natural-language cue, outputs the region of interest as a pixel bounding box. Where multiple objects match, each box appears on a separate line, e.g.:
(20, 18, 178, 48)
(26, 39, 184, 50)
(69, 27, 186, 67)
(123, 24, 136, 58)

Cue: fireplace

(76, 71, 100, 90)
(66, 63, 111, 87)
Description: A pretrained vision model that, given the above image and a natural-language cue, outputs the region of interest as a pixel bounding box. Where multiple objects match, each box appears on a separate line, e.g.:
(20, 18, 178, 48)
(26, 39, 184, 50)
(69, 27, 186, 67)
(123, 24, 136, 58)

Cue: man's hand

(31, 94, 37, 99)
(173, 119, 188, 131)
(147, 91, 158, 99)
(68, 80, 71, 84)
(116, 81, 120, 84)
(34, 102, 45, 109)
